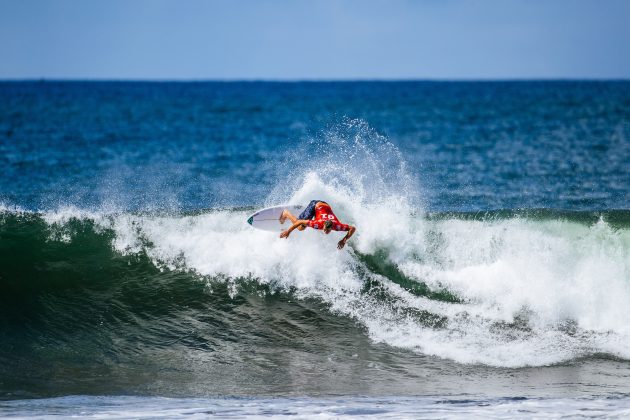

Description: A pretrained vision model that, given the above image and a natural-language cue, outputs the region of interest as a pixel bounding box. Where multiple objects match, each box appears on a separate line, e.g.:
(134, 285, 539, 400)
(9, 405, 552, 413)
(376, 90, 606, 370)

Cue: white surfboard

(246, 204, 305, 232)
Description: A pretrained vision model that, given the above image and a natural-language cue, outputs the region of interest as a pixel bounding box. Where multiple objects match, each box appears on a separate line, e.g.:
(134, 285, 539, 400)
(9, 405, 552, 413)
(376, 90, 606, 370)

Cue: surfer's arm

(280, 220, 308, 238)
(337, 225, 356, 249)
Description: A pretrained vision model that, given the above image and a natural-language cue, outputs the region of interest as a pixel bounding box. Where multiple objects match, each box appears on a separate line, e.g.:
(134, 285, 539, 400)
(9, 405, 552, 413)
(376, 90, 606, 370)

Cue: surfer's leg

(298, 200, 318, 220)
(280, 209, 306, 230)
(281, 200, 318, 229)
(279, 209, 298, 225)
(291, 200, 318, 231)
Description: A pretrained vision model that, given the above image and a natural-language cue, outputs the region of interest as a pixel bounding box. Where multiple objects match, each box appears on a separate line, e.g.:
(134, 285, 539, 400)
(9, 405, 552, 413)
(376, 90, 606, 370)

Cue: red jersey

(307, 203, 351, 232)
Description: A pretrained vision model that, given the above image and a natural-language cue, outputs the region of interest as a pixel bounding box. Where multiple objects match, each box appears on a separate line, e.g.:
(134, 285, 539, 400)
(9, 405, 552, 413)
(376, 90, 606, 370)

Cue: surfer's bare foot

(279, 210, 288, 224)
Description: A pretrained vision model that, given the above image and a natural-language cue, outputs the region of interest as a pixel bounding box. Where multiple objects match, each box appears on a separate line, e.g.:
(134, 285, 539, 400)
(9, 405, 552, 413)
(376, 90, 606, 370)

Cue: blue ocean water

(1, 81, 629, 418)
(1, 81, 628, 211)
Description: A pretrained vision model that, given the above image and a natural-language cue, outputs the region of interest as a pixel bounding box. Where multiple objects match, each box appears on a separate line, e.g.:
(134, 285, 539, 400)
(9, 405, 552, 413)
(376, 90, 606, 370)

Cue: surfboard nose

(247, 216, 254, 225)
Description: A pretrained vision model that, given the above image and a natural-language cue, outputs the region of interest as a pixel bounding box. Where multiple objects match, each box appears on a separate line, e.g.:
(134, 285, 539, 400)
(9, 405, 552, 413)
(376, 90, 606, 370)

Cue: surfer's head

(323, 220, 333, 234)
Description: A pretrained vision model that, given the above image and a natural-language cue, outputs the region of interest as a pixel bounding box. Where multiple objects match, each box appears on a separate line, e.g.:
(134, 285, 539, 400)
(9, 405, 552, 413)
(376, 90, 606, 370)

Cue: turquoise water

(1, 81, 629, 417)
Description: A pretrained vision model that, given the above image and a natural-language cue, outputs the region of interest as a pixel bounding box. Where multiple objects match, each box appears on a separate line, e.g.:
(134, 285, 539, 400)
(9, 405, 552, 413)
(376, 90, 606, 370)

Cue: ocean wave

(2, 200, 629, 368)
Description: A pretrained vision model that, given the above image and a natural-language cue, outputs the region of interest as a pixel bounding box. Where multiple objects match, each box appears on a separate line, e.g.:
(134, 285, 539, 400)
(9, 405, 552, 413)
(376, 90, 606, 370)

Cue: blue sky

(1, 0, 629, 80)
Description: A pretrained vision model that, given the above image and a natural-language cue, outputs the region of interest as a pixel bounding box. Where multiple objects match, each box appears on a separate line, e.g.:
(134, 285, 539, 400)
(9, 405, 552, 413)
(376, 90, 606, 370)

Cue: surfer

(279, 200, 356, 249)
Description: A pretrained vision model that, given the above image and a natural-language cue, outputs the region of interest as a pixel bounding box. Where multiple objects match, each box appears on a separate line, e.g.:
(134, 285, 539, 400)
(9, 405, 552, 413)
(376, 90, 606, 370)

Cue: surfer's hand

(337, 239, 346, 249)
(280, 230, 290, 239)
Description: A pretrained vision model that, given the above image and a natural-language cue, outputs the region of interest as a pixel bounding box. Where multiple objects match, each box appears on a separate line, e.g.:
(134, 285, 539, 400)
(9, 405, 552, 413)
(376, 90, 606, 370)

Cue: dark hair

(324, 220, 333, 230)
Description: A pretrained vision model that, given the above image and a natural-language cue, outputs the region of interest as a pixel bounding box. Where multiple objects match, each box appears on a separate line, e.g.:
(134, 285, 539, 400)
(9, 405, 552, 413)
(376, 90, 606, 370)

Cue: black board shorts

(298, 200, 327, 220)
